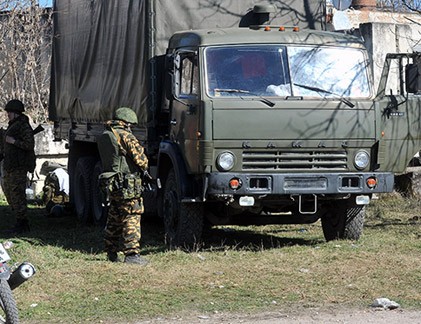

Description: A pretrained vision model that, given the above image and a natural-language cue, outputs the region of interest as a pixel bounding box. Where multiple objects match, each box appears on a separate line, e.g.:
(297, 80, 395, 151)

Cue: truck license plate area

(284, 177, 327, 190)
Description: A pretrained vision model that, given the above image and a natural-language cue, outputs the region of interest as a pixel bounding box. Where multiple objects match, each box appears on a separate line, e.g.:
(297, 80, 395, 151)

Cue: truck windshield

(205, 45, 370, 99)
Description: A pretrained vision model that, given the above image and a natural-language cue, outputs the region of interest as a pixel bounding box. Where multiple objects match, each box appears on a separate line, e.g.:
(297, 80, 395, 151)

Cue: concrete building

(328, 0, 421, 90)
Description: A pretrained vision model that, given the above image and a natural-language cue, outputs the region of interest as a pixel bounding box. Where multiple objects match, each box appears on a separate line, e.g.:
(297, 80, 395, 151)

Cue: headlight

(216, 152, 235, 171)
(354, 150, 370, 170)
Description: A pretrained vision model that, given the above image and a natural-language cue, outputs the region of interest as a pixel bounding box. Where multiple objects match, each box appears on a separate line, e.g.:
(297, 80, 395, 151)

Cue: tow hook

(298, 194, 317, 214)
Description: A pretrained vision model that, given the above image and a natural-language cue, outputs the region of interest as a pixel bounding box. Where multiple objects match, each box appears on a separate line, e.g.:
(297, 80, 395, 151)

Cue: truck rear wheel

(91, 161, 107, 226)
(74, 157, 96, 224)
(163, 169, 203, 249)
(321, 199, 365, 241)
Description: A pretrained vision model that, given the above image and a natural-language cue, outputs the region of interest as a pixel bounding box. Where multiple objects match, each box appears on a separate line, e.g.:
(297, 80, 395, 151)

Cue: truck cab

(158, 27, 396, 246)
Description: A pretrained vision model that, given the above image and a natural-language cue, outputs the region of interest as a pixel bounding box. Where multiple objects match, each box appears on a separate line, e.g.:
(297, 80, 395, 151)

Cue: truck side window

(179, 55, 199, 97)
(385, 58, 407, 96)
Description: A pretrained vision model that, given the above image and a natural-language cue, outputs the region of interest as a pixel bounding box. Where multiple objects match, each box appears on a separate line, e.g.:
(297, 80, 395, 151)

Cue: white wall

(330, 7, 421, 92)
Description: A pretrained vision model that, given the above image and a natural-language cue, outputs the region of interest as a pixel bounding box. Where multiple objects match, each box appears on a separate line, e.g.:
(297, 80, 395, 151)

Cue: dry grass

(0, 193, 420, 323)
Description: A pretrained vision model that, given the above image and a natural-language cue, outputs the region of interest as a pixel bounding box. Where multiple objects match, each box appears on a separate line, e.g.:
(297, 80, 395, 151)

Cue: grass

(0, 193, 420, 323)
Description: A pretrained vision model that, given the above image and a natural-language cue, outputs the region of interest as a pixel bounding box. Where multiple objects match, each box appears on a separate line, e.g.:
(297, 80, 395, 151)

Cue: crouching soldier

(97, 107, 149, 265)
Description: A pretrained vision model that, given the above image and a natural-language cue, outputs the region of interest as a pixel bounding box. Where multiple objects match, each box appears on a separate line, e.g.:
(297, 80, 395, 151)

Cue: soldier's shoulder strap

(110, 127, 127, 156)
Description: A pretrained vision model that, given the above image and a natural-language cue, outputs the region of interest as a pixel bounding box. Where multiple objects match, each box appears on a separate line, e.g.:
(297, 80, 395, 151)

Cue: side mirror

(165, 54, 180, 100)
(405, 63, 421, 94)
(165, 54, 175, 71)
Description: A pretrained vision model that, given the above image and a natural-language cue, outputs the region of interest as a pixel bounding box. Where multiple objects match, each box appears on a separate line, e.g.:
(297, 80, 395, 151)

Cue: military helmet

(50, 204, 65, 218)
(114, 107, 138, 125)
(5, 99, 24, 113)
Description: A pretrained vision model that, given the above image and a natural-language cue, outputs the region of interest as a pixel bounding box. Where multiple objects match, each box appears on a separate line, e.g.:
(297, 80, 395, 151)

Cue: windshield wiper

(293, 83, 355, 108)
(214, 88, 275, 107)
(214, 88, 249, 94)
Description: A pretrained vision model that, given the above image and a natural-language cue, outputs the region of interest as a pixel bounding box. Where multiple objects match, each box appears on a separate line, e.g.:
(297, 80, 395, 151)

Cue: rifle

(0, 125, 44, 163)
(0, 124, 43, 139)
(33, 124, 45, 136)
(143, 170, 161, 191)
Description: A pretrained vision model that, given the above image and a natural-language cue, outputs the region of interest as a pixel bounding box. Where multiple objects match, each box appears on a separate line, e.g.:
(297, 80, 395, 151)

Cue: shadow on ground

(201, 226, 322, 251)
(0, 206, 324, 254)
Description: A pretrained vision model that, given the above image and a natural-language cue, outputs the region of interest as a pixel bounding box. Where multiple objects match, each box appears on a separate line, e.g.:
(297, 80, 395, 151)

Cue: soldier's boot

(11, 219, 30, 234)
(124, 253, 149, 266)
(107, 251, 120, 262)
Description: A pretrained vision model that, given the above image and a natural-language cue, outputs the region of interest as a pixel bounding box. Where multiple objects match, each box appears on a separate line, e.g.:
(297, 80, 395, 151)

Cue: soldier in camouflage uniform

(97, 107, 149, 265)
(0, 99, 35, 234)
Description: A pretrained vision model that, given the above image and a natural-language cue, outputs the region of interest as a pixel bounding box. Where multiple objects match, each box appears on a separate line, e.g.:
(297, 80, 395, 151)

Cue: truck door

(376, 53, 421, 173)
(170, 51, 201, 173)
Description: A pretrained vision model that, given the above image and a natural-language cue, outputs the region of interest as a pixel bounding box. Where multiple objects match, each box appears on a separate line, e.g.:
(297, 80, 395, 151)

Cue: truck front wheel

(163, 169, 203, 249)
(321, 199, 365, 241)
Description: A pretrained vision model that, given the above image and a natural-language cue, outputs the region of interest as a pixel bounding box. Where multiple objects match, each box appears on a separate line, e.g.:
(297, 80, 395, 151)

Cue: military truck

(49, 0, 421, 246)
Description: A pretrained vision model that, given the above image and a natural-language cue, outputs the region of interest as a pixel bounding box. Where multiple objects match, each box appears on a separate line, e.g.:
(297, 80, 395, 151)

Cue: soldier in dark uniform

(97, 107, 149, 265)
(1, 99, 35, 234)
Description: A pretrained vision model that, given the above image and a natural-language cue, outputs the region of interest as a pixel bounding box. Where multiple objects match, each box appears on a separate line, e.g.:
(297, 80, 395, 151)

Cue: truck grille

(242, 149, 348, 171)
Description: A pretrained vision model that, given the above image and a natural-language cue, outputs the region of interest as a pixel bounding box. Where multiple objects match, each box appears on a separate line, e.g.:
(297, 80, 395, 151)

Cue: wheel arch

(157, 141, 194, 198)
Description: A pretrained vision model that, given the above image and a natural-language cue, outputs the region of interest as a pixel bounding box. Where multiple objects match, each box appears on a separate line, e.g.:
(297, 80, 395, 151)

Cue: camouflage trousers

(2, 168, 28, 222)
(104, 196, 143, 256)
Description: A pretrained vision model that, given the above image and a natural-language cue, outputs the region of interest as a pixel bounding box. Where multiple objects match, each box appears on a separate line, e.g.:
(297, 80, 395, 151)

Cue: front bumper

(206, 172, 394, 195)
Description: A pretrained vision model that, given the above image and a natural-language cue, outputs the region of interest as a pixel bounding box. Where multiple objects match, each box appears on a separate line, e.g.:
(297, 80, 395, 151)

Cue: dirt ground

(133, 307, 421, 324)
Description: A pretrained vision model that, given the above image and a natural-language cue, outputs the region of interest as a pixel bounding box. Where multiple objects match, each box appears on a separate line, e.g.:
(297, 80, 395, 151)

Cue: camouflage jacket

(98, 120, 148, 174)
(1, 114, 35, 172)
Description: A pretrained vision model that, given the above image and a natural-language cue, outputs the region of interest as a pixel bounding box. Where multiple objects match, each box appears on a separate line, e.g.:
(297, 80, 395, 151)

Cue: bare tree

(377, 0, 421, 12)
(0, 0, 52, 124)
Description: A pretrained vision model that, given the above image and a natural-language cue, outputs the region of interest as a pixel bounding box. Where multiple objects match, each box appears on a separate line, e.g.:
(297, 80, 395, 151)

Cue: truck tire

(163, 169, 203, 249)
(91, 161, 107, 226)
(321, 199, 365, 241)
(74, 157, 96, 224)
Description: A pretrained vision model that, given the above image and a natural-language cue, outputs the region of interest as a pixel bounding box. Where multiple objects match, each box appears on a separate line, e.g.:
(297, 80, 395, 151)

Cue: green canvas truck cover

(49, 0, 324, 127)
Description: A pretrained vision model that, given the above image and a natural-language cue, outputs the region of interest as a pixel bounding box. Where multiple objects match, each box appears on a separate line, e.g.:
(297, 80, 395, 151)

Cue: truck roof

(169, 27, 366, 49)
